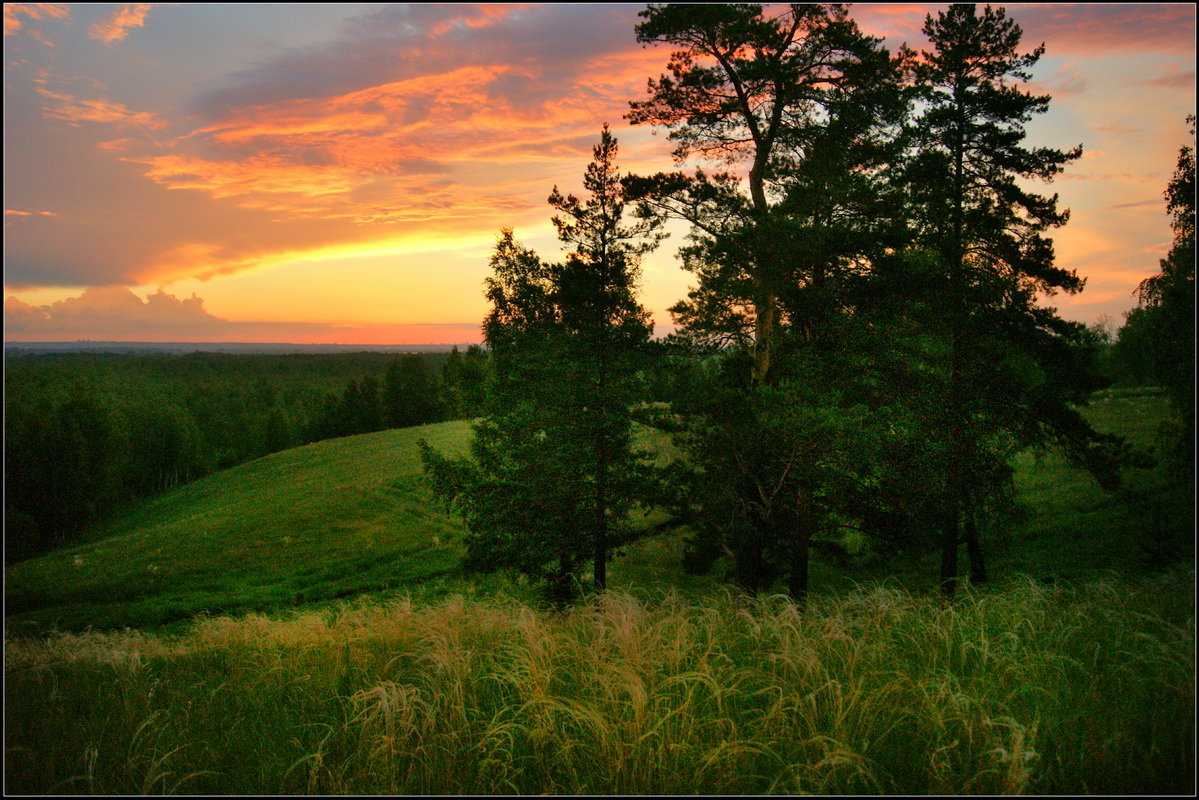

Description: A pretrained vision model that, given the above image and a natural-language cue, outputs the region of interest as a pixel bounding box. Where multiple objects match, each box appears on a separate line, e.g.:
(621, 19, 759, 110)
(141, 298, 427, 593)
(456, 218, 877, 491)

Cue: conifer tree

(421, 129, 658, 602)
(627, 3, 908, 599)
(441, 345, 489, 419)
(383, 354, 442, 428)
(906, 4, 1123, 595)
(628, 2, 900, 385)
(1117, 116, 1195, 477)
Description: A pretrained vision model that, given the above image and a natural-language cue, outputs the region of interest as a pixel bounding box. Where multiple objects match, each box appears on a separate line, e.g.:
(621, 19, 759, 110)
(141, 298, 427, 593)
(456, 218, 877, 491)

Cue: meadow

(4, 389, 1194, 794)
(5, 573, 1192, 794)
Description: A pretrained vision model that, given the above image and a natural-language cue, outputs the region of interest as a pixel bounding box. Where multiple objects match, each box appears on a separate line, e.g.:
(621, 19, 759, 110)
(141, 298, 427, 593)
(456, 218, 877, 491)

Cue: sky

(3, 3, 1195, 345)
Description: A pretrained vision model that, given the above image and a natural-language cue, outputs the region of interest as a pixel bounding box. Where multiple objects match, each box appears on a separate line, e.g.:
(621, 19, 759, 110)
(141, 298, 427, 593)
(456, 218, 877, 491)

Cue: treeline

(3, 348, 488, 561)
(422, 4, 1193, 605)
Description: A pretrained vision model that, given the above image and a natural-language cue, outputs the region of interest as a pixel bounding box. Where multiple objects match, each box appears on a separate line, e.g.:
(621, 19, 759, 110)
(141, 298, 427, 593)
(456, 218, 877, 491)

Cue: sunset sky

(3, 3, 1195, 344)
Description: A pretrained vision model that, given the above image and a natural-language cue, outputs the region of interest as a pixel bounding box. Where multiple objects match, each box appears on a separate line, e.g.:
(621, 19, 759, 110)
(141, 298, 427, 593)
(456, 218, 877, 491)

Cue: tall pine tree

(628, 2, 898, 386)
(627, 3, 908, 599)
(906, 4, 1123, 595)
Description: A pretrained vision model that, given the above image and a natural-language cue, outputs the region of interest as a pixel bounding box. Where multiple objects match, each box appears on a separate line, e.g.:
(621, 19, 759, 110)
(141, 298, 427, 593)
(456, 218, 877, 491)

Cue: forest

(3, 348, 485, 560)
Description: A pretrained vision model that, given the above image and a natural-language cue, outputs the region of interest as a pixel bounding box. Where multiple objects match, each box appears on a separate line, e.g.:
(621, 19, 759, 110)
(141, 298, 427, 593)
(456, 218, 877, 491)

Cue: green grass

(997, 389, 1193, 581)
(5, 574, 1192, 795)
(2, 419, 704, 634)
(5, 422, 474, 634)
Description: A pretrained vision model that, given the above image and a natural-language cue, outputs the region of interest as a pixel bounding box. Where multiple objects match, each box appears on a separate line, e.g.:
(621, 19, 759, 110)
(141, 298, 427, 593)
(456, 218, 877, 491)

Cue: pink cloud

(1137, 66, 1197, 90)
(1009, 4, 1195, 56)
(853, 4, 1195, 58)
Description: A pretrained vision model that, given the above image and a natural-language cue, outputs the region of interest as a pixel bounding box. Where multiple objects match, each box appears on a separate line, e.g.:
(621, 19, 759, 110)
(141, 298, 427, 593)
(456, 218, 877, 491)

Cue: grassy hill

(5, 389, 1191, 634)
(5, 421, 476, 633)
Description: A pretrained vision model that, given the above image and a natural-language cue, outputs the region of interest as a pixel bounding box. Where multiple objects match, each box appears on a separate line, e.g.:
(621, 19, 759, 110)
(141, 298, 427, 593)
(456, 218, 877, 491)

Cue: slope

(6, 421, 474, 633)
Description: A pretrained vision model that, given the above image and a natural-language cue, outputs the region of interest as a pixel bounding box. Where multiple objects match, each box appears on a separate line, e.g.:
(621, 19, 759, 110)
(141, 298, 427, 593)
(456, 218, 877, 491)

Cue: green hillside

(5, 421, 476, 633)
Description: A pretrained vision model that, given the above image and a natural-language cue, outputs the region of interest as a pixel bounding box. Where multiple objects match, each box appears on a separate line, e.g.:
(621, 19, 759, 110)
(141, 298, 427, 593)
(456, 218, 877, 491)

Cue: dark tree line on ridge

(421, 3, 1190, 604)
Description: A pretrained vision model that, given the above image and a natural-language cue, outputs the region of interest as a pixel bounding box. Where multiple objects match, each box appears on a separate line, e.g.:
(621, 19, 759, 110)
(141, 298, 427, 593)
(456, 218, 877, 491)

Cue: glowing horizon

(4, 3, 1195, 344)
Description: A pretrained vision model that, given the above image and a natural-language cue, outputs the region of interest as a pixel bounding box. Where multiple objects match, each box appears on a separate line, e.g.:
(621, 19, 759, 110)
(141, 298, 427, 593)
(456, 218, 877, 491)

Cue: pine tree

(383, 354, 442, 428)
(441, 346, 489, 419)
(627, 3, 908, 599)
(907, 4, 1123, 595)
(547, 124, 660, 592)
(628, 2, 900, 386)
(1120, 115, 1195, 477)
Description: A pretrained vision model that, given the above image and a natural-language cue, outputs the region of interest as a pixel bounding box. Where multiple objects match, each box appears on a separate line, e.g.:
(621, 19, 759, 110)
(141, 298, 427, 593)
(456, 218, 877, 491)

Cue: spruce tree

(421, 129, 658, 602)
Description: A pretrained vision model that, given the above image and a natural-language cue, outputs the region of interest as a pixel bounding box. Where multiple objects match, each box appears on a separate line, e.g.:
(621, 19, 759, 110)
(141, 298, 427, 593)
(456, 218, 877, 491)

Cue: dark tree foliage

(905, 4, 1127, 595)
(441, 344, 489, 419)
(421, 129, 659, 603)
(383, 354, 444, 428)
(628, 2, 902, 385)
(307, 355, 448, 440)
(423, 231, 589, 604)
(548, 124, 663, 592)
(628, 3, 910, 600)
(1116, 116, 1195, 478)
(5, 392, 124, 558)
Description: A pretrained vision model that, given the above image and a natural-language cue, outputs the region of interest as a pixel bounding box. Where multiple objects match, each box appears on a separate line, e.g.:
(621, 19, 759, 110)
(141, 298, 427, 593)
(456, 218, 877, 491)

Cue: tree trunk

(548, 557, 575, 608)
(735, 510, 766, 596)
(748, 158, 777, 388)
(964, 514, 987, 584)
(593, 477, 608, 595)
(940, 502, 959, 599)
(751, 294, 777, 386)
(788, 486, 813, 608)
(939, 80, 968, 603)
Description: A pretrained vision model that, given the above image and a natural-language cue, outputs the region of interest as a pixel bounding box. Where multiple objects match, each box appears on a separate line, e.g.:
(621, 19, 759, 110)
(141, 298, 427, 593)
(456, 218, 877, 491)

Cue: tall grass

(6, 569, 1193, 795)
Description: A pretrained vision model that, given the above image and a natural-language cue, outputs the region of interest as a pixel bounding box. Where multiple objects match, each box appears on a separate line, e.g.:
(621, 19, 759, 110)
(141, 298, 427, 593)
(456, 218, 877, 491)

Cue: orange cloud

(118, 48, 663, 251)
(89, 4, 156, 45)
(35, 81, 164, 129)
(3, 4, 69, 37)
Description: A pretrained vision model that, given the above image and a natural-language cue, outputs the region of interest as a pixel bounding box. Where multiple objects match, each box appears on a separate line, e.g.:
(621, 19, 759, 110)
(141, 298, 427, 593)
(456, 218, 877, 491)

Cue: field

(4, 389, 1194, 794)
